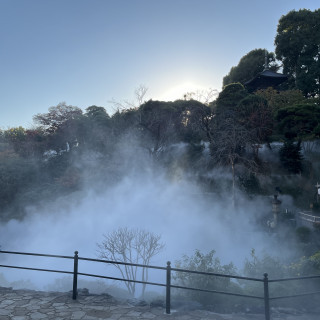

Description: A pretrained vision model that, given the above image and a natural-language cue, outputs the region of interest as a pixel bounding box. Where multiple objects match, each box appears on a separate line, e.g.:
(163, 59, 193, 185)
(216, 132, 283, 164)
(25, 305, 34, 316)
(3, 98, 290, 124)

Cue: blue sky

(0, 0, 319, 128)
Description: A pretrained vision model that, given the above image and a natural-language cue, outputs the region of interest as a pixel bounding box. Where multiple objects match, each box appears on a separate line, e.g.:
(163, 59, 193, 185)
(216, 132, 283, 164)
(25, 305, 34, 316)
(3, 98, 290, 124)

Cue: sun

(160, 82, 208, 102)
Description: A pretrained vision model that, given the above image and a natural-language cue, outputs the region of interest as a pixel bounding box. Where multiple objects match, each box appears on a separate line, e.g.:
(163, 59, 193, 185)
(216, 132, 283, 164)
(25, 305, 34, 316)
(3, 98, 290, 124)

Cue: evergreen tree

(279, 140, 303, 174)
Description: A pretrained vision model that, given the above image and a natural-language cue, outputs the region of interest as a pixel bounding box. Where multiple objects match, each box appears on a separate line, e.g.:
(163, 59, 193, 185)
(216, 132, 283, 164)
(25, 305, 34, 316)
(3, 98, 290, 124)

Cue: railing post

(166, 261, 171, 314)
(73, 251, 78, 300)
(263, 273, 270, 320)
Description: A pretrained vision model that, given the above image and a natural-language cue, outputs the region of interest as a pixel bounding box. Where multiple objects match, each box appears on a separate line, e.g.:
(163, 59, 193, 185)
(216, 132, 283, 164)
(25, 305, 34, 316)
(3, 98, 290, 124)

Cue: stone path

(0, 287, 319, 320)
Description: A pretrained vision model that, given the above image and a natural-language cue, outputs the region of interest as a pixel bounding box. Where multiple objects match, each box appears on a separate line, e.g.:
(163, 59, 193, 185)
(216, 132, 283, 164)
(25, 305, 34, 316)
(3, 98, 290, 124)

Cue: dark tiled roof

(245, 69, 288, 91)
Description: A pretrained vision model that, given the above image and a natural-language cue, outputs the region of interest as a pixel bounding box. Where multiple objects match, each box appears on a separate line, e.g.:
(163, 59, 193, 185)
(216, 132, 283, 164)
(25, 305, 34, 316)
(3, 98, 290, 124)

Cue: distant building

(245, 69, 288, 92)
(244, 51, 288, 92)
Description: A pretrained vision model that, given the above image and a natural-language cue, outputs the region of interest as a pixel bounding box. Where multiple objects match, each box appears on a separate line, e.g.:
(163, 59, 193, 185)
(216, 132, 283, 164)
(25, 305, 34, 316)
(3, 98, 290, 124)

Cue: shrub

(173, 250, 240, 311)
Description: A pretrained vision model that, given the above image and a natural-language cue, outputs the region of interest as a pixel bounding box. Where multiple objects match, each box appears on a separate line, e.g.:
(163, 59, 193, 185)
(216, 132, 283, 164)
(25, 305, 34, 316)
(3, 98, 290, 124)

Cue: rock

(150, 299, 165, 308)
(172, 299, 203, 311)
(77, 288, 89, 295)
(272, 307, 303, 315)
(127, 298, 148, 306)
(100, 293, 114, 299)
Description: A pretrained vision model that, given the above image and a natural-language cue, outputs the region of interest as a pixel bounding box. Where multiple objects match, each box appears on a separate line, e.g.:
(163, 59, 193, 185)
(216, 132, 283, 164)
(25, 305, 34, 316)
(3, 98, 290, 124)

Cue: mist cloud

(0, 141, 299, 291)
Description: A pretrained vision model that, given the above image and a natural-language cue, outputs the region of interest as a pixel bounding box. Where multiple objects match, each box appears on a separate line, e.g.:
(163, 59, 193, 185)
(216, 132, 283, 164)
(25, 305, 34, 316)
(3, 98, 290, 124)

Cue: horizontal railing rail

(0, 249, 319, 320)
(78, 271, 167, 287)
(0, 264, 73, 275)
(171, 266, 264, 282)
(78, 256, 167, 270)
(270, 290, 320, 300)
(170, 283, 264, 299)
(298, 212, 320, 222)
(0, 250, 74, 260)
(268, 273, 320, 302)
(269, 274, 320, 282)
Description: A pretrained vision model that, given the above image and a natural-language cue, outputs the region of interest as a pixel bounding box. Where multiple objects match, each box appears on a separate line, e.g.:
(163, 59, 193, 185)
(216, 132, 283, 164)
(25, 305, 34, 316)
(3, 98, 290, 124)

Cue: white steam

(0, 141, 297, 292)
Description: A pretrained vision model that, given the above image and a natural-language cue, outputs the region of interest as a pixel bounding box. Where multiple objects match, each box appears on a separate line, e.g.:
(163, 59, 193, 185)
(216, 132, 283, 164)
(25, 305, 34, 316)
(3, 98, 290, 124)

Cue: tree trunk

(231, 160, 235, 208)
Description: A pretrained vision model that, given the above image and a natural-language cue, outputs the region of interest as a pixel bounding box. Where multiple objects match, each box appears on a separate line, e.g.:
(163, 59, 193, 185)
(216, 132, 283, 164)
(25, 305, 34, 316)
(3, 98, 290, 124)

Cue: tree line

(0, 8, 320, 219)
(0, 86, 318, 218)
(224, 9, 320, 98)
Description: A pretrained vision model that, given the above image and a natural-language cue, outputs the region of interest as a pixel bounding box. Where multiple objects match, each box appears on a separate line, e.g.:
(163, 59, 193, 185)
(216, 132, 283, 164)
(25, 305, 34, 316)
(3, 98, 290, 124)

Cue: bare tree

(185, 102, 215, 143)
(236, 95, 273, 157)
(97, 228, 164, 297)
(183, 88, 218, 105)
(109, 85, 148, 112)
(210, 113, 258, 206)
(134, 85, 148, 107)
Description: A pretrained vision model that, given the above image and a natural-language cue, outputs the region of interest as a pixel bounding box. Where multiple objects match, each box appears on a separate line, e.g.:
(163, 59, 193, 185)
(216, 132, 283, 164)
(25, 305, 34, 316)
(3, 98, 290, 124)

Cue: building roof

(245, 69, 288, 92)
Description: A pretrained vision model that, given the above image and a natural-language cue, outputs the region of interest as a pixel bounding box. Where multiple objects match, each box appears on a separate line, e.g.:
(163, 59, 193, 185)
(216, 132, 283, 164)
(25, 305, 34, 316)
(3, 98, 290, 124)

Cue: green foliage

(311, 202, 320, 213)
(137, 100, 210, 157)
(289, 251, 320, 279)
(279, 140, 303, 174)
(33, 102, 83, 134)
(80, 106, 113, 153)
(85, 105, 110, 124)
(275, 9, 320, 97)
(110, 108, 140, 139)
(296, 226, 312, 244)
(1, 24, 320, 227)
(236, 94, 273, 143)
(4, 127, 46, 157)
(211, 84, 254, 169)
(276, 104, 320, 140)
(238, 173, 261, 196)
(0, 154, 41, 218)
(173, 248, 320, 311)
(4, 126, 26, 144)
(242, 250, 314, 309)
(244, 249, 288, 279)
(255, 88, 307, 116)
(138, 100, 179, 156)
(32, 103, 84, 152)
(175, 100, 211, 144)
(174, 250, 239, 309)
(309, 251, 320, 272)
(214, 83, 248, 113)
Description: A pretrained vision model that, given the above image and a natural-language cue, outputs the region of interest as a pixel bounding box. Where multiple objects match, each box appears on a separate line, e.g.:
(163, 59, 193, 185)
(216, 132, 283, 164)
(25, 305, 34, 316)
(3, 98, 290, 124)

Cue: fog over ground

(0, 142, 299, 293)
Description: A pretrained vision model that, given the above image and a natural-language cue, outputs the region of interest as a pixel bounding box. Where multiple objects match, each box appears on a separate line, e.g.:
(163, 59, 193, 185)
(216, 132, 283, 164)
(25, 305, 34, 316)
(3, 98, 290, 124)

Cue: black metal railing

(0, 250, 319, 320)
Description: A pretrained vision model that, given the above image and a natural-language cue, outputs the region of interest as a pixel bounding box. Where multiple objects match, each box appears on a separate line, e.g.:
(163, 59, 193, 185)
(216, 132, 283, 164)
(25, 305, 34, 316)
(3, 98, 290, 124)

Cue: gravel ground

(0, 286, 319, 320)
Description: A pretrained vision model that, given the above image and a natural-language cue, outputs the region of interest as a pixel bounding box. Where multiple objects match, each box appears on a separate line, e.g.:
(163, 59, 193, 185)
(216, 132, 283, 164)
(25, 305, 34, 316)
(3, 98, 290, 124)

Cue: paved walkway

(0, 287, 318, 320)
